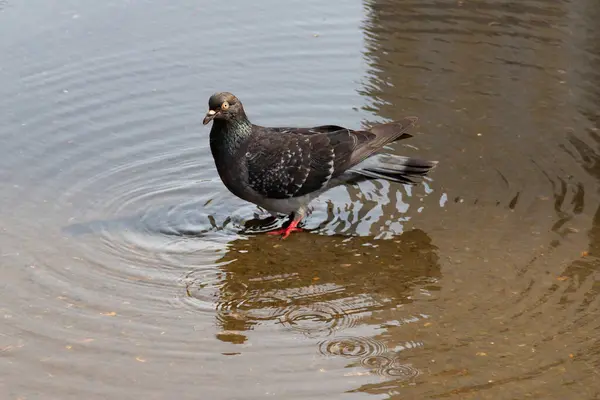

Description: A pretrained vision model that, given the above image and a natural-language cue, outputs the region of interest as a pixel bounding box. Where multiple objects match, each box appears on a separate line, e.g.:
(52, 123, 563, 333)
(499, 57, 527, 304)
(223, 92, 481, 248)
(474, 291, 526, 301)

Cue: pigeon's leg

(266, 211, 305, 239)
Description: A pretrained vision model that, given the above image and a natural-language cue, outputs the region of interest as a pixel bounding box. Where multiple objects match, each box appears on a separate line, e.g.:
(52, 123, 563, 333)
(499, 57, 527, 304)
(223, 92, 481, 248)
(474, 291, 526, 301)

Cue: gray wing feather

(244, 119, 417, 199)
(246, 133, 339, 199)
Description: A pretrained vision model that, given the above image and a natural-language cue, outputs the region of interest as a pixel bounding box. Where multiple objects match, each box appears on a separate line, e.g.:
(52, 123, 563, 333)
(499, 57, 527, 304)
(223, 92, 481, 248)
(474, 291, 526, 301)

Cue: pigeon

(202, 92, 437, 239)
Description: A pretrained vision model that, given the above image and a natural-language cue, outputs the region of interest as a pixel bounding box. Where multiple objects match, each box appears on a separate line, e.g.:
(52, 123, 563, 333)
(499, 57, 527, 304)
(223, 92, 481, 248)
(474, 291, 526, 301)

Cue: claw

(266, 226, 303, 239)
(266, 218, 302, 239)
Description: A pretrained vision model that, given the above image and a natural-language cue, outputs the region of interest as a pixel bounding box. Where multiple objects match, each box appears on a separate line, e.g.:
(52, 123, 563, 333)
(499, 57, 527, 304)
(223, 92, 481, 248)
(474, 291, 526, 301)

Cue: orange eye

(221, 101, 230, 110)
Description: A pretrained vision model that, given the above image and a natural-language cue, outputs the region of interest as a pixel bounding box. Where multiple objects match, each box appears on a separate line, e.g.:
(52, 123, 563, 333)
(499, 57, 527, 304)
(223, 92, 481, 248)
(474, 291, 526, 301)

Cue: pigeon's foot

(266, 219, 303, 239)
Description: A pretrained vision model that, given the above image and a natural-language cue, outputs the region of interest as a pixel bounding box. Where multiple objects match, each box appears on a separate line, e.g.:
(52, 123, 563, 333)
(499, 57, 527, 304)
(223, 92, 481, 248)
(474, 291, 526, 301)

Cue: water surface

(1, 0, 599, 399)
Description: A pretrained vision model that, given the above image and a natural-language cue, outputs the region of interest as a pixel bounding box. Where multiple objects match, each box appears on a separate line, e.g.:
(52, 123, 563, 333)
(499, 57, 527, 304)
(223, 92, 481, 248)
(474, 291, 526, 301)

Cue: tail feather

(350, 154, 438, 185)
(349, 117, 419, 165)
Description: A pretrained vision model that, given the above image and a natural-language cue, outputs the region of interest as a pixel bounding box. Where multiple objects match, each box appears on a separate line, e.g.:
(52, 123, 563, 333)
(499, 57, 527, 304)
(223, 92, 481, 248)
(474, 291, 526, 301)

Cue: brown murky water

(1, 0, 599, 398)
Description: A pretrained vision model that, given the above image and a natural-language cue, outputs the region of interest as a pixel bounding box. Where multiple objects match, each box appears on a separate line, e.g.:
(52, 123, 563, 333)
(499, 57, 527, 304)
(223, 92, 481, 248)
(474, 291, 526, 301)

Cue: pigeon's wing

(268, 119, 417, 143)
(269, 125, 348, 135)
(245, 133, 325, 199)
(245, 129, 375, 199)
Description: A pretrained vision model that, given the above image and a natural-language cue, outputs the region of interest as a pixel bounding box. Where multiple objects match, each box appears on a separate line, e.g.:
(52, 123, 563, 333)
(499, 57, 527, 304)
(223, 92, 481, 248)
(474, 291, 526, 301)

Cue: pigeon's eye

(221, 101, 230, 110)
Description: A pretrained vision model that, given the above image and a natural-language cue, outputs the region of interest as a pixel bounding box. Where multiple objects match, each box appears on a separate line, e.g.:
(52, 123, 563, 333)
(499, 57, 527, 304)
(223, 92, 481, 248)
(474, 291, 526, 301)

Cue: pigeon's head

(203, 92, 244, 125)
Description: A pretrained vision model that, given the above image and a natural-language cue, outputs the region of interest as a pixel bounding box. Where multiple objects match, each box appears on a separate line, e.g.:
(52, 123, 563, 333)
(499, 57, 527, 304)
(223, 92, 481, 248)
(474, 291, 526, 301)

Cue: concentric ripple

(182, 267, 250, 314)
(183, 266, 367, 336)
(318, 336, 423, 378)
(277, 302, 360, 337)
(360, 354, 394, 369)
(318, 336, 388, 358)
(359, 355, 420, 378)
(381, 361, 421, 380)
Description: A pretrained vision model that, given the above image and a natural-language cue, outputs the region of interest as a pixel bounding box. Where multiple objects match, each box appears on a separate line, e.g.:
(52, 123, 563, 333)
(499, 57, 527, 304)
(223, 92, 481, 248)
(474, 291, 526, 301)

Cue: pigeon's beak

(203, 109, 217, 125)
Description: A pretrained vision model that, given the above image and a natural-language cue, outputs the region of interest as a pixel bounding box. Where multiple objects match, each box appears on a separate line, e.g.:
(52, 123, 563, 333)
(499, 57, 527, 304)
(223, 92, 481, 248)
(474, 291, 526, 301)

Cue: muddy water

(1, 0, 599, 399)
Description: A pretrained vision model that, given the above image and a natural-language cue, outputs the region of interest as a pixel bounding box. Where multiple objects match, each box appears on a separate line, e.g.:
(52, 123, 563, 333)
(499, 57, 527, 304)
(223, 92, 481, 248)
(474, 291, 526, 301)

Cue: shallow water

(1, 0, 599, 399)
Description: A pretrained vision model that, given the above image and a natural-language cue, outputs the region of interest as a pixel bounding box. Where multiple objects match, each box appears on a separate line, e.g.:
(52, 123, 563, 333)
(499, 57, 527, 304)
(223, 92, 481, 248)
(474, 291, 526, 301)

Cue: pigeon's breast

(209, 133, 253, 201)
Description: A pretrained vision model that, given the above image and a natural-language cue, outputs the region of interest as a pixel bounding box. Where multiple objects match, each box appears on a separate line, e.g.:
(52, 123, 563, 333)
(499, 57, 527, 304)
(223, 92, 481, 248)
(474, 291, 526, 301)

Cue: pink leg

(267, 214, 304, 239)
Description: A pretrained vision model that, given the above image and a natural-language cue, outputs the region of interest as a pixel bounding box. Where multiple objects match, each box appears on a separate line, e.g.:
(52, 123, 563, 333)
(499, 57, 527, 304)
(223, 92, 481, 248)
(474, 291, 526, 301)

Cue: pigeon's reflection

(187, 229, 441, 355)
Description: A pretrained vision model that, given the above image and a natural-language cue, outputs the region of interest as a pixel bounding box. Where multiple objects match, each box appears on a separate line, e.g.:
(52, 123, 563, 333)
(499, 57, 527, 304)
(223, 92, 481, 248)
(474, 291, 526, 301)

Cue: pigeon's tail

(350, 154, 438, 184)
